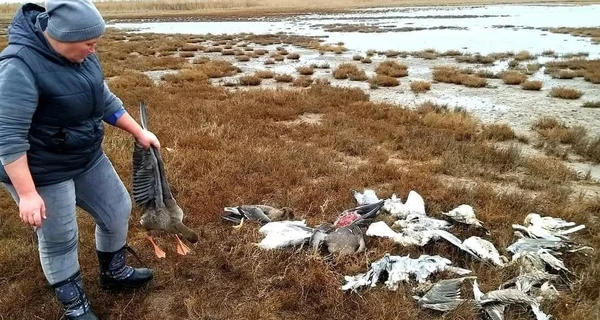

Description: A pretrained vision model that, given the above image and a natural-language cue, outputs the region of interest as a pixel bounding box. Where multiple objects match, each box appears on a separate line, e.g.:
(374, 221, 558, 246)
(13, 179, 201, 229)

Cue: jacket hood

(7, 3, 66, 64)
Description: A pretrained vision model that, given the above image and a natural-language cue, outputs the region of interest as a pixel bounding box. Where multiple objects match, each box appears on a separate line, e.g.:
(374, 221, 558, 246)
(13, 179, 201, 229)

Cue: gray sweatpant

(2, 153, 132, 285)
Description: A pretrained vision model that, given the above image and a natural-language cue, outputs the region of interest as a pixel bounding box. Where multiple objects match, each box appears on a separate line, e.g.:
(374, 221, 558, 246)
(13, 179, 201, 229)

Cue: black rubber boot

(52, 271, 98, 320)
(97, 245, 153, 291)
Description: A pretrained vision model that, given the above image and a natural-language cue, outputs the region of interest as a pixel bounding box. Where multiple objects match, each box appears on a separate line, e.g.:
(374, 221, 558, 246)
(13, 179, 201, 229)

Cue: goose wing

(416, 277, 473, 311)
(132, 101, 164, 209)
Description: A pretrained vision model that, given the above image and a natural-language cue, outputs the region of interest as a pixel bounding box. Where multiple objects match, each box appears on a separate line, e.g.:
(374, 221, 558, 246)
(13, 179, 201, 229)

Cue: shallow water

(109, 4, 600, 57)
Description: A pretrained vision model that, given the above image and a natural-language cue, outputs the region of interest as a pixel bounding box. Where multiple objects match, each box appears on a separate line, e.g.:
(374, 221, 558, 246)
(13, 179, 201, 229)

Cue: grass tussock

(274, 73, 294, 83)
(432, 66, 487, 88)
(520, 80, 543, 91)
(533, 117, 600, 162)
(368, 74, 399, 87)
(410, 81, 431, 93)
(239, 75, 262, 86)
(501, 71, 527, 85)
(550, 86, 584, 99)
(296, 65, 315, 75)
(1, 29, 599, 320)
(375, 60, 408, 77)
(582, 101, 600, 108)
(332, 63, 367, 80)
(479, 123, 517, 141)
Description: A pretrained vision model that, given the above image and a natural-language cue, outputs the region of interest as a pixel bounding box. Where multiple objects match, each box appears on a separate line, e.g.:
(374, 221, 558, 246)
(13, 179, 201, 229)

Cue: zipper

(74, 64, 96, 116)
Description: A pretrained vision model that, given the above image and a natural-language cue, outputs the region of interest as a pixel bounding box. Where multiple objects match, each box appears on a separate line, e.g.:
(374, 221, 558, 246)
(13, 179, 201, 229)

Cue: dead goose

(472, 279, 550, 320)
(310, 222, 366, 256)
(256, 220, 314, 250)
(333, 200, 384, 228)
(132, 101, 199, 258)
(351, 188, 381, 205)
(442, 204, 487, 230)
(413, 276, 476, 312)
(382, 190, 426, 218)
(222, 205, 294, 229)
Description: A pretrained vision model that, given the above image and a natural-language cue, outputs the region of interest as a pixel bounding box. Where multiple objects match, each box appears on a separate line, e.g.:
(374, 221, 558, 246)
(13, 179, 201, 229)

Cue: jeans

(2, 153, 132, 285)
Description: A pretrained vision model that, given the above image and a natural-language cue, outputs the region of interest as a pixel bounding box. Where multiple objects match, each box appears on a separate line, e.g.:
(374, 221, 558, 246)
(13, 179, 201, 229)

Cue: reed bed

(0, 28, 599, 320)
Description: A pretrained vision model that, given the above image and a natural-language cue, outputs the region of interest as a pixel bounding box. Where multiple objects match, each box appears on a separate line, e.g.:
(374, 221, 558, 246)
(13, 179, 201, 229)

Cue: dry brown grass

(544, 58, 600, 84)
(532, 117, 600, 162)
(550, 86, 584, 99)
(296, 66, 315, 75)
(375, 60, 408, 77)
(479, 123, 517, 141)
(255, 70, 275, 79)
(432, 66, 487, 88)
(332, 63, 367, 80)
(501, 71, 527, 85)
(410, 81, 431, 93)
(274, 73, 294, 82)
(520, 80, 543, 91)
(1, 28, 599, 320)
(368, 74, 399, 87)
(239, 75, 262, 86)
(582, 101, 600, 108)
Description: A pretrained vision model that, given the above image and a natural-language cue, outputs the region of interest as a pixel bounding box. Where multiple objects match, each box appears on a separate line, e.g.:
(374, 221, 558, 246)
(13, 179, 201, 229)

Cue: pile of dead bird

(221, 189, 592, 320)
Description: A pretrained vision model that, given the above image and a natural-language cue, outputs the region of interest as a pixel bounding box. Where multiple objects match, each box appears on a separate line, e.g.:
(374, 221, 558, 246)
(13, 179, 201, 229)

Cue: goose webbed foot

(147, 235, 166, 258)
(175, 234, 191, 255)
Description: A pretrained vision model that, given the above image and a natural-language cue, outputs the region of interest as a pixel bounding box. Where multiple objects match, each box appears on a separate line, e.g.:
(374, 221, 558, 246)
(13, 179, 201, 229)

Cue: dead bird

(222, 205, 294, 229)
(310, 222, 366, 256)
(132, 101, 199, 258)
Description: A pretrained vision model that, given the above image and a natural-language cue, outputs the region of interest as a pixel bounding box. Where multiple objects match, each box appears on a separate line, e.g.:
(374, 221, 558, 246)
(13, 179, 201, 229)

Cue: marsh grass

(550, 87, 583, 99)
(533, 117, 600, 162)
(432, 66, 487, 88)
(332, 63, 367, 80)
(410, 81, 431, 93)
(502, 71, 527, 85)
(375, 60, 408, 77)
(521, 80, 543, 91)
(0, 28, 599, 320)
(582, 101, 600, 108)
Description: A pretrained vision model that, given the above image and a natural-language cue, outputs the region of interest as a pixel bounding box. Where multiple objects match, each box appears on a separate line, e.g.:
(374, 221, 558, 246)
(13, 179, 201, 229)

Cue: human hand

(136, 129, 161, 150)
(18, 191, 46, 228)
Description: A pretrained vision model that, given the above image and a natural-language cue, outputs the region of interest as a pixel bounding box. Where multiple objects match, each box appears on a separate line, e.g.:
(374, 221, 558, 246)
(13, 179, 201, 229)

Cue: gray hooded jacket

(0, 3, 124, 186)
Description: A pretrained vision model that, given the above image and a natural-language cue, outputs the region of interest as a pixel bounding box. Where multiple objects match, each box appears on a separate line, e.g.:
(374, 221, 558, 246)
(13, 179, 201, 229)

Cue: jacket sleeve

(102, 81, 126, 125)
(0, 58, 38, 166)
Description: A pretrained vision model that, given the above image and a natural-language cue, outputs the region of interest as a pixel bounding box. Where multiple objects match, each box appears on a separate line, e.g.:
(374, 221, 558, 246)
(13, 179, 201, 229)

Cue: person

(0, 1, 159, 319)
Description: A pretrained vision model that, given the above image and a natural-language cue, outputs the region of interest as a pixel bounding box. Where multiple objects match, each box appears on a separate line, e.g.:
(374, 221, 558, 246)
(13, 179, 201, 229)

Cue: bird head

(281, 207, 295, 220)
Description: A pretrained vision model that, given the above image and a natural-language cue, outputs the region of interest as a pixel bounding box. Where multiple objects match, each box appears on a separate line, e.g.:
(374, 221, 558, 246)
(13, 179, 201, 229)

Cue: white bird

(257, 220, 314, 250)
(473, 280, 551, 320)
(500, 270, 559, 293)
(413, 276, 476, 312)
(366, 221, 483, 262)
(442, 204, 485, 228)
(382, 190, 426, 218)
(341, 254, 471, 292)
(393, 213, 452, 232)
(352, 189, 381, 205)
(462, 236, 507, 267)
(524, 213, 583, 235)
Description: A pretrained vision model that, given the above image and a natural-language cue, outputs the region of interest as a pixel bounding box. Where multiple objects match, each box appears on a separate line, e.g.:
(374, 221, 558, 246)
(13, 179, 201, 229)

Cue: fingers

(41, 202, 47, 220)
(33, 211, 42, 227)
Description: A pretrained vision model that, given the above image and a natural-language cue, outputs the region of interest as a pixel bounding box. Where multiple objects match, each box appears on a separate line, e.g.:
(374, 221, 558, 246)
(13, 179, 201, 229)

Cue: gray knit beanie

(45, 0, 105, 43)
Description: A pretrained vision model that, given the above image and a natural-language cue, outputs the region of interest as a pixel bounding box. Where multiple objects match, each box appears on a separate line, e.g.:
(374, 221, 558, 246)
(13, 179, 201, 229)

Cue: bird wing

(421, 277, 465, 303)
(132, 101, 163, 209)
(348, 199, 385, 226)
(239, 205, 272, 224)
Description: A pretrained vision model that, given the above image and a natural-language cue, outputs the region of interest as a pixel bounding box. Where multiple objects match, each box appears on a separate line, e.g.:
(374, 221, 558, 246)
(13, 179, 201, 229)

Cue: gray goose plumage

(132, 101, 199, 258)
(310, 222, 366, 256)
(222, 205, 294, 229)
